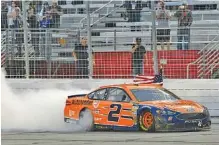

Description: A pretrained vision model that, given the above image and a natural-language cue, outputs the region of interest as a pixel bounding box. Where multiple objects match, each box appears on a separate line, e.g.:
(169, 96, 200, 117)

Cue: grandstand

(1, 0, 219, 79)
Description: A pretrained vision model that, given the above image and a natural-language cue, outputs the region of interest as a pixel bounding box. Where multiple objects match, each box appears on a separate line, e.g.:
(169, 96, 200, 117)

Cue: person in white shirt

(7, 1, 19, 28)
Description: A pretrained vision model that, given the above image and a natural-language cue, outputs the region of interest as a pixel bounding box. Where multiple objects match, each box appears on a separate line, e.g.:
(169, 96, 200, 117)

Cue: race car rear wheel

(78, 109, 94, 131)
(139, 110, 155, 132)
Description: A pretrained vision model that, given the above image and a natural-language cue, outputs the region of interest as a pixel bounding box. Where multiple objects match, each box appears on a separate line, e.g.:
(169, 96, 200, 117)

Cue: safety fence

(1, 26, 219, 79)
(1, 0, 219, 79)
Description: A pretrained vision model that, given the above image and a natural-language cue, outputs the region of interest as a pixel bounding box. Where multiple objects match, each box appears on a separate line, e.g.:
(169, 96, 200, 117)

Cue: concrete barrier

(5, 79, 219, 116)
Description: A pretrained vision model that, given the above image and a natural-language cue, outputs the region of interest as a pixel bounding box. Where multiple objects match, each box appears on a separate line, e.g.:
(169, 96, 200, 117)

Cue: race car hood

(139, 100, 204, 113)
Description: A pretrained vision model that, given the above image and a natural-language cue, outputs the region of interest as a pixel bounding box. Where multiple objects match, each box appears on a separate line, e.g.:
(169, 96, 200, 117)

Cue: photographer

(131, 37, 146, 76)
(174, 3, 193, 50)
(156, 1, 171, 50)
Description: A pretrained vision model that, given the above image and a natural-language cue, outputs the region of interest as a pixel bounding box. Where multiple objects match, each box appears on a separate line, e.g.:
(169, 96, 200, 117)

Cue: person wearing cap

(131, 37, 146, 76)
(174, 2, 193, 50)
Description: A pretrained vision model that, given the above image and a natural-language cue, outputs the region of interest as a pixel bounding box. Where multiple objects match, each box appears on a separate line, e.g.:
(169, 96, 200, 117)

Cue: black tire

(77, 109, 94, 131)
(139, 110, 156, 132)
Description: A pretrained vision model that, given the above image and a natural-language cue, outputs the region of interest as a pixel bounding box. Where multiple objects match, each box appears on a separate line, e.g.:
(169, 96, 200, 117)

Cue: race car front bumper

(154, 113, 211, 132)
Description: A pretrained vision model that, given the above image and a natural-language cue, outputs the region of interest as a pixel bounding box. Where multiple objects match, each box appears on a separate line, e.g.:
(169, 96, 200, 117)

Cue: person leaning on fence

(132, 37, 146, 76)
(72, 37, 94, 78)
(156, 1, 171, 50)
(174, 3, 193, 50)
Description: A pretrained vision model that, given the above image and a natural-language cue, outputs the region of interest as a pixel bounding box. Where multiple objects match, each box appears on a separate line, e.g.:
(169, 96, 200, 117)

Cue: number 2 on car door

(108, 104, 122, 122)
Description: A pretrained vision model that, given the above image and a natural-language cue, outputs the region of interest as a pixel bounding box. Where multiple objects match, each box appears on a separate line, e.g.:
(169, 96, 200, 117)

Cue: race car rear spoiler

(68, 94, 87, 99)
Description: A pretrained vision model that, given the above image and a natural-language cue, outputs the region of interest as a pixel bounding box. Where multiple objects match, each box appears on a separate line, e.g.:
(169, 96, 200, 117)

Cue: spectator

(131, 37, 146, 76)
(7, 1, 18, 28)
(156, 1, 171, 50)
(124, 0, 143, 23)
(27, 6, 39, 28)
(174, 3, 193, 50)
(1, 1, 9, 30)
(72, 37, 92, 78)
(133, 0, 142, 22)
(39, 10, 53, 57)
(27, 6, 40, 56)
(39, 12, 53, 28)
(122, 0, 132, 21)
(49, 1, 63, 28)
(13, 7, 23, 56)
(30, 1, 43, 14)
(13, 0, 22, 10)
(38, 1, 51, 21)
(13, 7, 22, 28)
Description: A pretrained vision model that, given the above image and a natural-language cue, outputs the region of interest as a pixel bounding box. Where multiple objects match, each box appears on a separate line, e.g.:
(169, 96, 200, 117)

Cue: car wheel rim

(143, 112, 153, 128)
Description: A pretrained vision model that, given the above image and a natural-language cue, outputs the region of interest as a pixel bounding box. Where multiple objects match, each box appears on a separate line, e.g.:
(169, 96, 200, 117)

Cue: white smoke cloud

(1, 69, 92, 132)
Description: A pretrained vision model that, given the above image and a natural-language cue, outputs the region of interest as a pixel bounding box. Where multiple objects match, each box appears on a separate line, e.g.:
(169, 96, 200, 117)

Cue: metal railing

(91, 1, 125, 27)
(79, 0, 114, 24)
(186, 35, 219, 79)
(1, 31, 7, 67)
(198, 43, 219, 78)
(187, 63, 219, 79)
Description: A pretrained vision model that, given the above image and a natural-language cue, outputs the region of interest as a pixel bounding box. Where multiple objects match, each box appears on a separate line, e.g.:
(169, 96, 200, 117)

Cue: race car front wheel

(139, 110, 155, 132)
(78, 109, 94, 131)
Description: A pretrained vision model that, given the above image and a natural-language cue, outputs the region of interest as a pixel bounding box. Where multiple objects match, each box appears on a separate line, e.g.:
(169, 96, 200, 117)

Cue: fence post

(151, 0, 158, 75)
(22, 0, 29, 79)
(114, 29, 116, 51)
(46, 30, 52, 78)
(86, 1, 93, 79)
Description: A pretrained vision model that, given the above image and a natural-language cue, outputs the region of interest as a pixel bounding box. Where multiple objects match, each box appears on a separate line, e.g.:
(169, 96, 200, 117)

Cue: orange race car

(64, 72, 211, 132)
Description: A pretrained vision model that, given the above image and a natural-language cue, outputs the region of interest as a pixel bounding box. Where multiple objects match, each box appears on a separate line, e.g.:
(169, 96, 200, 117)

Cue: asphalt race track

(2, 123, 219, 145)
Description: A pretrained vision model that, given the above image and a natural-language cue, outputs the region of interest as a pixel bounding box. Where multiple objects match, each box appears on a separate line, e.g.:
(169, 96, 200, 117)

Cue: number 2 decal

(108, 104, 122, 122)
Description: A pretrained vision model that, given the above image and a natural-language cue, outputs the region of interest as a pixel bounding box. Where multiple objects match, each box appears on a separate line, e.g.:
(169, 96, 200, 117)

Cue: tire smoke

(1, 69, 92, 132)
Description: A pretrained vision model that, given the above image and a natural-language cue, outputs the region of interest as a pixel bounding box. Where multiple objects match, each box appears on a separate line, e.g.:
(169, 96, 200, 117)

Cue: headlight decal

(156, 109, 177, 115)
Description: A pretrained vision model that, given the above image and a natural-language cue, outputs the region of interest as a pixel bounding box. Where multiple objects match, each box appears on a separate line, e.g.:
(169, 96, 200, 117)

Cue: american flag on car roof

(133, 66, 163, 86)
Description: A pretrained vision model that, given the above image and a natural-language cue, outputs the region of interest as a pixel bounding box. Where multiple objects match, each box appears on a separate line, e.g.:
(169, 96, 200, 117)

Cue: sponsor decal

(168, 116, 173, 121)
(198, 120, 202, 127)
(133, 116, 137, 125)
(185, 120, 202, 126)
(94, 118, 102, 121)
(131, 105, 139, 115)
(187, 107, 195, 113)
(95, 125, 108, 129)
(72, 100, 93, 105)
(93, 109, 100, 114)
(69, 110, 75, 116)
(182, 106, 195, 113)
(93, 100, 100, 108)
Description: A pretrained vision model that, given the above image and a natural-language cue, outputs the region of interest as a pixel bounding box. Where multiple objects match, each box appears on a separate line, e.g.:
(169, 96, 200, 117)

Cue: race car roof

(99, 83, 162, 90)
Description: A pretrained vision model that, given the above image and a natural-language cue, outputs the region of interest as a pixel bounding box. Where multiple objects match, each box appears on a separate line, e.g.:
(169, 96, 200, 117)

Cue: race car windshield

(131, 88, 181, 102)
